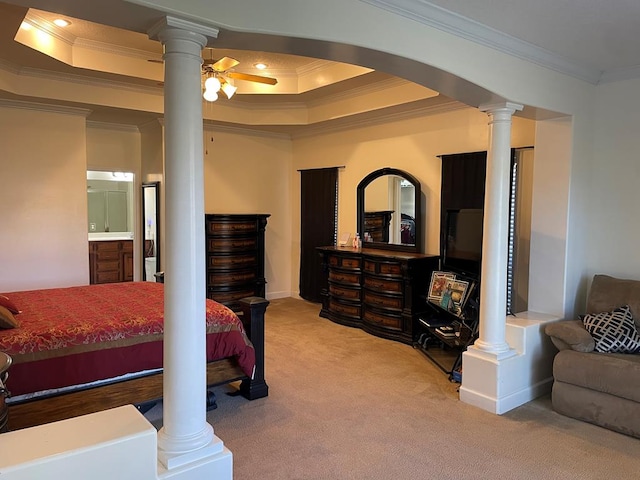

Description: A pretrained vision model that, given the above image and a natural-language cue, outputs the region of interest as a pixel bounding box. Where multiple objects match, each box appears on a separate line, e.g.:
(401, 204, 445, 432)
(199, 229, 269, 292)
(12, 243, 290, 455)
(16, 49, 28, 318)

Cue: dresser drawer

(207, 220, 256, 235)
(363, 307, 402, 330)
(363, 275, 403, 293)
(364, 217, 386, 228)
(363, 289, 403, 311)
(364, 259, 402, 276)
(329, 299, 361, 318)
(208, 269, 256, 285)
(328, 254, 361, 270)
(328, 269, 360, 285)
(208, 287, 257, 304)
(207, 237, 257, 252)
(208, 254, 257, 269)
(329, 282, 361, 301)
(92, 241, 119, 252)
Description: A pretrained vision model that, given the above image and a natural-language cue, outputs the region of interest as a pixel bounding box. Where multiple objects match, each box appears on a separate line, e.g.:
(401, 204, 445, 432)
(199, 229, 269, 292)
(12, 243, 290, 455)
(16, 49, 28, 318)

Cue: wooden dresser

(364, 211, 393, 243)
(89, 240, 133, 284)
(205, 214, 269, 311)
(317, 246, 439, 344)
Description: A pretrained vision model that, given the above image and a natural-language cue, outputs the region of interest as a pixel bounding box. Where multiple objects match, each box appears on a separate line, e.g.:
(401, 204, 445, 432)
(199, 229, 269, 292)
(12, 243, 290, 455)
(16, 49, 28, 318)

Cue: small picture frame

(428, 271, 456, 301)
(448, 279, 469, 308)
(338, 232, 351, 246)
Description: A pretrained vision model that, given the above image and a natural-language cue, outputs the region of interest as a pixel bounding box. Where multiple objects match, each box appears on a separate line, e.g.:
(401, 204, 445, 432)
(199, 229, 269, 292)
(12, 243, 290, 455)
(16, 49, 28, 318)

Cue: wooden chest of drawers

(205, 214, 269, 311)
(364, 211, 393, 243)
(89, 240, 133, 284)
(318, 246, 439, 344)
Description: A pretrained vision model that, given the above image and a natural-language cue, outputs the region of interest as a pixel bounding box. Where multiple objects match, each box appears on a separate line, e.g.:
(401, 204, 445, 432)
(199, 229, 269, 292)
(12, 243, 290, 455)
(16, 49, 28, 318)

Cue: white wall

(590, 78, 640, 281)
(291, 108, 535, 297)
(0, 104, 89, 291)
(203, 126, 293, 300)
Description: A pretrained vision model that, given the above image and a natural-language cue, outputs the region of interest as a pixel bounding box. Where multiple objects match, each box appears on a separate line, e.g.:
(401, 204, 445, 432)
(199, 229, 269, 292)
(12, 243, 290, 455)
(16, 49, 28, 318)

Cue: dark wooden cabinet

(205, 214, 269, 311)
(89, 240, 134, 284)
(318, 246, 439, 344)
(364, 210, 393, 243)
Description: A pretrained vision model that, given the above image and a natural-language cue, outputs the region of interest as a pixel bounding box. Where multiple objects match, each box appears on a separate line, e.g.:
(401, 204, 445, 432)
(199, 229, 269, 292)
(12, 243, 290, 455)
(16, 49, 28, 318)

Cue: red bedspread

(0, 282, 255, 396)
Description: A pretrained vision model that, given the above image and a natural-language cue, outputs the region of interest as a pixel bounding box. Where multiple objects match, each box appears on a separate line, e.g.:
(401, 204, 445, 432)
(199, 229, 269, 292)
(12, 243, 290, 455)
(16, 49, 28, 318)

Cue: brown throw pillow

(0, 305, 18, 329)
(0, 294, 20, 314)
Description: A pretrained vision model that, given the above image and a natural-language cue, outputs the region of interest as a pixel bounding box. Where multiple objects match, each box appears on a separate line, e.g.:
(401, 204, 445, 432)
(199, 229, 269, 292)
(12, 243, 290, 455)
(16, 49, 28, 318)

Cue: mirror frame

(357, 167, 422, 254)
(141, 181, 161, 281)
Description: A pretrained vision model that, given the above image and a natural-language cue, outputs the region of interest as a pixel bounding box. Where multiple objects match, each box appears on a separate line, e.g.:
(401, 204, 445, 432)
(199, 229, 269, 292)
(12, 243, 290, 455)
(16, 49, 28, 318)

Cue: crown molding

(26, 11, 77, 47)
(306, 76, 415, 107)
(15, 64, 164, 96)
(360, 0, 603, 85)
(74, 37, 163, 63)
(86, 120, 141, 133)
(203, 121, 291, 140)
(0, 98, 91, 117)
(0, 58, 20, 75)
(293, 99, 469, 139)
(598, 65, 640, 85)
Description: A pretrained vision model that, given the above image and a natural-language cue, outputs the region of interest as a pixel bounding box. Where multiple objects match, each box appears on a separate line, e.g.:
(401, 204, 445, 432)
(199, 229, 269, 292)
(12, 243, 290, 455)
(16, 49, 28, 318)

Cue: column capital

(148, 15, 219, 45)
(479, 101, 524, 115)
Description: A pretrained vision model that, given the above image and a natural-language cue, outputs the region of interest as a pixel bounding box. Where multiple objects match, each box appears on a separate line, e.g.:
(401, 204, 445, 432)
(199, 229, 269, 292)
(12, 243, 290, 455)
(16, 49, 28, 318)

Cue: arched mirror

(357, 168, 421, 253)
(141, 182, 161, 281)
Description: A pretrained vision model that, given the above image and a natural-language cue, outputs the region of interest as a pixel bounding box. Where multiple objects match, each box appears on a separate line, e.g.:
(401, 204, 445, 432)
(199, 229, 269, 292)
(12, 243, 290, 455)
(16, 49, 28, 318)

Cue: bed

(0, 281, 268, 431)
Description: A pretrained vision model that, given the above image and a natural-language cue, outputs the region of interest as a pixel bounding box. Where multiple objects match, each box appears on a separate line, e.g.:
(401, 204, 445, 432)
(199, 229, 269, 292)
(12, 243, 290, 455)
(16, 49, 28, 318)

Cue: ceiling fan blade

(226, 72, 278, 85)
(210, 56, 240, 72)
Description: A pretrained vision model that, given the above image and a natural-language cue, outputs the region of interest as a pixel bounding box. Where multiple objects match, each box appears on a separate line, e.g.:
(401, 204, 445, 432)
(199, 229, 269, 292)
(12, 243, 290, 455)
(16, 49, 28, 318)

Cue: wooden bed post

(238, 297, 269, 400)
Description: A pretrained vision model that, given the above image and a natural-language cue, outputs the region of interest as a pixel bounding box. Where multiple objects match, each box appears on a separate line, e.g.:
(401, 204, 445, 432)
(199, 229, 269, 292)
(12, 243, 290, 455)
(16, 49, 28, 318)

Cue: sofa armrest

(544, 320, 595, 352)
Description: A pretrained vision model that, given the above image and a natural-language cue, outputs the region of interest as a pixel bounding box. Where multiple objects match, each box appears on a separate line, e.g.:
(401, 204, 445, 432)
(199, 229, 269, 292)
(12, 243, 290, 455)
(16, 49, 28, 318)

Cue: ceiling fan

(201, 50, 278, 102)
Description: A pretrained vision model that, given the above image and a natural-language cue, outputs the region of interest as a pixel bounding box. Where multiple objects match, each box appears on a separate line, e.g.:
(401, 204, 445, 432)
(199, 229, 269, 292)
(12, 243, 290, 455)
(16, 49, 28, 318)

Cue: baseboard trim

(460, 376, 553, 414)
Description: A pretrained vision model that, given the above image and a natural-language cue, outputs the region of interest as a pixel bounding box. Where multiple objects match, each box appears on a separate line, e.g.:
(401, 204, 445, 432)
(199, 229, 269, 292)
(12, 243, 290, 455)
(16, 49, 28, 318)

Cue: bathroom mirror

(142, 182, 161, 281)
(357, 167, 421, 253)
(87, 171, 134, 236)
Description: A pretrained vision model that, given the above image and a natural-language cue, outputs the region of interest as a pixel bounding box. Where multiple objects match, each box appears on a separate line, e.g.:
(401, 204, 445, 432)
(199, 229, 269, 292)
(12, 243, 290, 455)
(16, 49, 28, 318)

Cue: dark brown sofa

(545, 274, 640, 438)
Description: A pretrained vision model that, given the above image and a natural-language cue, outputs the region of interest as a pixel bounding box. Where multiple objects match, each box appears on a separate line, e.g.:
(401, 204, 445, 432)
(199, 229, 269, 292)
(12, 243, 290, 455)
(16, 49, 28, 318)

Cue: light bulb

(203, 89, 218, 102)
(204, 76, 221, 93)
(221, 82, 237, 99)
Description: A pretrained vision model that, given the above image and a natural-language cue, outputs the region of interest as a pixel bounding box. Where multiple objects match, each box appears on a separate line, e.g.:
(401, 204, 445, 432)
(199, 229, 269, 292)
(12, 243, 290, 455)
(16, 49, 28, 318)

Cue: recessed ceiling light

(19, 21, 32, 30)
(253, 63, 267, 70)
(53, 18, 70, 27)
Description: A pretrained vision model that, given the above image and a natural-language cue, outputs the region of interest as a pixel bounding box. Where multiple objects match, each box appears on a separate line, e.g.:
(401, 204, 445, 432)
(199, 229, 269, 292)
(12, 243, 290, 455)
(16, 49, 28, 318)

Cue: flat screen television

(442, 208, 483, 276)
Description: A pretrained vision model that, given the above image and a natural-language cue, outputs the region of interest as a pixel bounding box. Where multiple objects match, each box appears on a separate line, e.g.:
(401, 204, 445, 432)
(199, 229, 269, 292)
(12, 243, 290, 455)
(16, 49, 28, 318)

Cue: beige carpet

(147, 297, 640, 479)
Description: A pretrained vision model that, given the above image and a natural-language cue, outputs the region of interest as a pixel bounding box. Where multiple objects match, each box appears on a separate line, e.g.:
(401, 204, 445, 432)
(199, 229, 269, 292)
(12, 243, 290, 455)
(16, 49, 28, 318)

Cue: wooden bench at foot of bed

(7, 296, 269, 431)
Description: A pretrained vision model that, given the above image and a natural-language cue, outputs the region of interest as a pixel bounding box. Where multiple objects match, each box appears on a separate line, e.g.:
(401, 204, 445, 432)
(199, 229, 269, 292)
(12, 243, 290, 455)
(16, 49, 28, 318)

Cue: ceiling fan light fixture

(221, 81, 237, 99)
(203, 89, 218, 102)
(204, 75, 221, 93)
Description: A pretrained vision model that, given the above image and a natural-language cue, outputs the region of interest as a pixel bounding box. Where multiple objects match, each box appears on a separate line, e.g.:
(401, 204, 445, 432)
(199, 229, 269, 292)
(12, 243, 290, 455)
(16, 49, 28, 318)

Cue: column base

(158, 435, 232, 480)
(459, 311, 558, 414)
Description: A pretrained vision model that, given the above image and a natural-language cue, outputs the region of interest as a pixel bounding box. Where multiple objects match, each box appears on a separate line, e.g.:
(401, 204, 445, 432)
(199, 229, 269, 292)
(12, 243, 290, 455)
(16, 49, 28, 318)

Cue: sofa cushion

(587, 275, 640, 329)
(582, 305, 640, 353)
(553, 349, 640, 403)
(545, 320, 595, 352)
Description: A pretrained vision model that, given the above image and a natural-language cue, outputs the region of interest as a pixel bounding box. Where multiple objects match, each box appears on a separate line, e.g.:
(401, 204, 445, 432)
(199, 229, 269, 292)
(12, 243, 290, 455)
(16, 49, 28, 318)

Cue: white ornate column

(459, 101, 524, 415)
(474, 102, 524, 356)
(149, 17, 231, 476)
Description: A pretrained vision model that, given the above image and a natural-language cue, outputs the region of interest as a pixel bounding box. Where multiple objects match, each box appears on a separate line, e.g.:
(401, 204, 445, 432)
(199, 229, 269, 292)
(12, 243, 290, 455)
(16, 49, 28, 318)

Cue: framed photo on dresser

(428, 271, 456, 301)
